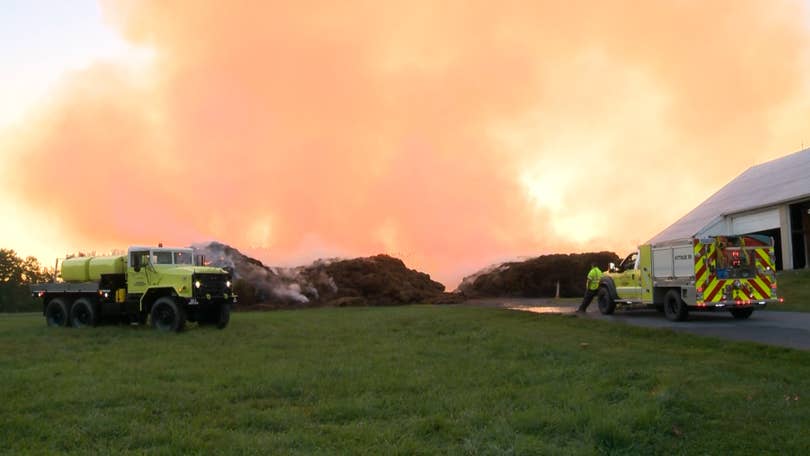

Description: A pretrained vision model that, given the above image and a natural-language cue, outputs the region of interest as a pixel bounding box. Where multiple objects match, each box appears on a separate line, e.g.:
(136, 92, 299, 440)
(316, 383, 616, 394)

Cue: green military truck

(30, 245, 236, 331)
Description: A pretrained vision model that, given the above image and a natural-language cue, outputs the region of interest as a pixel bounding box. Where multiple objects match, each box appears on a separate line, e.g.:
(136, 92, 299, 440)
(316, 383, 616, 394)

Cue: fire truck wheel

(216, 304, 231, 329)
(45, 298, 70, 327)
(730, 308, 754, 319)
(69, 298, 97, 328)
(597, 288, 615, 315)
(664, 290, 688, 321)
(150, 297, 186, 332)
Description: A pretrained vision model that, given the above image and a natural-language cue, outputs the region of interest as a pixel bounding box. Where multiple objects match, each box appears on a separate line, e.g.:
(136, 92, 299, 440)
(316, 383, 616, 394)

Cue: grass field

(774, 268, 810, 312)
(1, 306, 809, 454)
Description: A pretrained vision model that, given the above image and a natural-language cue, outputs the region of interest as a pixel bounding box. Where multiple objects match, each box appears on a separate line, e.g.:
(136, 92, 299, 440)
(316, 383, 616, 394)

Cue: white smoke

(192, 241, 342, 304)
(271, 282, 309, 303)
(457, 263, 511, 293)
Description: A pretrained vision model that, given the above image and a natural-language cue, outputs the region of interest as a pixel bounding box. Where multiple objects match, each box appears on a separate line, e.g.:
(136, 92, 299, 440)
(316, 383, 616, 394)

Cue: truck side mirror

(133, 255, 141, 272)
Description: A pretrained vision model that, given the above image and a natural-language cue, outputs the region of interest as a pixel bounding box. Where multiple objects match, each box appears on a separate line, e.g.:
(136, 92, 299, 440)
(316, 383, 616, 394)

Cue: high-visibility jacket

(587, 267, 602, 291)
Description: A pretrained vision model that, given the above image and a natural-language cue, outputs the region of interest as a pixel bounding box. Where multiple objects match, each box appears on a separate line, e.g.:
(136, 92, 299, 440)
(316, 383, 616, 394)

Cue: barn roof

(649, 148, 810, 244)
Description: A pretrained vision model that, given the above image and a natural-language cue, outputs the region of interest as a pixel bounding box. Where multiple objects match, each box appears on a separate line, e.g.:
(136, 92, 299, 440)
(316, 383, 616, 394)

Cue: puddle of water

(508, 306, 574, 314)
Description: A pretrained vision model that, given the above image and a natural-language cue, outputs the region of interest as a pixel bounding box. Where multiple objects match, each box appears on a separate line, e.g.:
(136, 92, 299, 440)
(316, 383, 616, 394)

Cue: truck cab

(125, 246, 234, 330)
(599, 245, 654, 313)
(128, 247, 217, 295)
(609, 251, 643, 302)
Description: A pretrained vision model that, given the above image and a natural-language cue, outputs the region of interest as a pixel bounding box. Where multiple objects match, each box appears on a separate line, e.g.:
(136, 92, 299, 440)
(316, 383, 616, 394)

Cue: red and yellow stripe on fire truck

(693, 236, 777, 305)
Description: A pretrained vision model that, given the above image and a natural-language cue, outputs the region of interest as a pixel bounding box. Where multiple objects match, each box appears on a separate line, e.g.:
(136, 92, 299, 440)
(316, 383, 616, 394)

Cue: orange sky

(2, 0, 809, 288)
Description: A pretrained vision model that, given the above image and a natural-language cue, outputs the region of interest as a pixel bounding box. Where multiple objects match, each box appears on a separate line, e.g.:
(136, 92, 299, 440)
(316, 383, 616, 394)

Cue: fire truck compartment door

(652, 245, 694, 279)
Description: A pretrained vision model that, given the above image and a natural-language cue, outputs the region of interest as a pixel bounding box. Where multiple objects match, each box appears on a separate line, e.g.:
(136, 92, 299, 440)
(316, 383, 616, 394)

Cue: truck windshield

(153, 252, 173, 265)
(151, 250, 193, 265)
(618, 252, 638, 272)
(173, 251, 192, 265)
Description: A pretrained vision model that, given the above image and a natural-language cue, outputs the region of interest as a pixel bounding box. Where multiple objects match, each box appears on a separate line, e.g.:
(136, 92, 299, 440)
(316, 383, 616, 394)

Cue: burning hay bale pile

(458, 251, 621, 298)
(192, 242, 623, 307)
(299, 255, 448, 307)
(194, 242, 456, 308)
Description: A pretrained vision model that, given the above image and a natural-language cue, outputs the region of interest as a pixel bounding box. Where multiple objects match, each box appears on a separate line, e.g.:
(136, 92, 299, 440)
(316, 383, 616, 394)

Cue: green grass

(774, 268, 810, 312)
(1, 307, 809, 454)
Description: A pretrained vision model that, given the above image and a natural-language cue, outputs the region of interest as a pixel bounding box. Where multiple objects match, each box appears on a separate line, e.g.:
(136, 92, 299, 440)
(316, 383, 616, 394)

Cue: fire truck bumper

(696, 299, 779, 309)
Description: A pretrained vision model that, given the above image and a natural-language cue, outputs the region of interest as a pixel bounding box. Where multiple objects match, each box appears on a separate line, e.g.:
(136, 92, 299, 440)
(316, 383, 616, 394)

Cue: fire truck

(597, 235, 782, 321)
(30, 246, 236, 331)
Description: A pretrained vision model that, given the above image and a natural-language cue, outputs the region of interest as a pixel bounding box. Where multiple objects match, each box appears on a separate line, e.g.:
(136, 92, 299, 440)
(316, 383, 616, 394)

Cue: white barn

(649, 148, 810, 270)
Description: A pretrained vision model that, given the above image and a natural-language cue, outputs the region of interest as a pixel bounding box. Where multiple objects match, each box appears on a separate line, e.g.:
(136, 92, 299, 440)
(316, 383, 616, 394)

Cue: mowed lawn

(774, 268, 810, 312)
(1, 307, 808, 454)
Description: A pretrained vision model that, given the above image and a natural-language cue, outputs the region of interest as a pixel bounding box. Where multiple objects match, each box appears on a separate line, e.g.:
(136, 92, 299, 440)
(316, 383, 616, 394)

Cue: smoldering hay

(193, 241, 453, 307)
(3, 1, 810, 288)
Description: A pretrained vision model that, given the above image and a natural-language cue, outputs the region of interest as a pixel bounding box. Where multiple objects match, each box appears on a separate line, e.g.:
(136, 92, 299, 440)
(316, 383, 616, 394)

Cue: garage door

(730, 208, 780, 234)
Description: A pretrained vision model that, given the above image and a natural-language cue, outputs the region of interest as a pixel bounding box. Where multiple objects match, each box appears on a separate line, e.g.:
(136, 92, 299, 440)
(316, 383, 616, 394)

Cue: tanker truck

(30, 246, 236, 331)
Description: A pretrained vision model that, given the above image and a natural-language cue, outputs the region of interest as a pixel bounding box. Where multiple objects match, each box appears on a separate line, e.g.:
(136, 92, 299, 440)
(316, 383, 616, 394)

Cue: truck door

(639, 244, 653, 303)
(614, 251, 643, 302)
(128, 250, 151, 295)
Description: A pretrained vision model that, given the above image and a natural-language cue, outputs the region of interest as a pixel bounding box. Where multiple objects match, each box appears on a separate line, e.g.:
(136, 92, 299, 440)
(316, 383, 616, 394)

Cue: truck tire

(216, 303, 231, 329)
(70, 298, 97, 328)
(45, 298, 70, 327)
(664, 290, 688, 321)
(730, 308, 754, 319)
(597, 287, 616, 315)
(150, 297, 186, 332)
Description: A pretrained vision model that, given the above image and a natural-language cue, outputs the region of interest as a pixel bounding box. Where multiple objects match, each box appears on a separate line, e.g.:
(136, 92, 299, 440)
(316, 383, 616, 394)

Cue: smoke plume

(3, 1, 809, 287)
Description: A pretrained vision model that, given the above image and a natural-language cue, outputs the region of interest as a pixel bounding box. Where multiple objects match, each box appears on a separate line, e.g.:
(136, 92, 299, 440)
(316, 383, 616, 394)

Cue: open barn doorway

(789, 201, 810, 269)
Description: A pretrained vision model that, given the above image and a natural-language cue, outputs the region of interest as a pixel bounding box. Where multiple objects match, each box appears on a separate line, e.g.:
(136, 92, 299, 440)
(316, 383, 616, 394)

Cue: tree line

(0, 249, 51, 312)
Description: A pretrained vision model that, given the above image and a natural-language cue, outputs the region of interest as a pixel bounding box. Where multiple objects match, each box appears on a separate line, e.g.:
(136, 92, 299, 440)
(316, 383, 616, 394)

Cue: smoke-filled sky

(2, 0, 810, 288)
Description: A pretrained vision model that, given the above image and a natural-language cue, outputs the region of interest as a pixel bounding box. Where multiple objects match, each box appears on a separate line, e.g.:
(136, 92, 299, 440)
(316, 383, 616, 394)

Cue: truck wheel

(730, 308, 754, 319)
(150, 297, 186, 332)
(597, 288, 616, 315)
(664, 290, 688, 321)
(70, 298, 97, 328)
(45, 298, 69, 327)
(216, 304, 231, 329)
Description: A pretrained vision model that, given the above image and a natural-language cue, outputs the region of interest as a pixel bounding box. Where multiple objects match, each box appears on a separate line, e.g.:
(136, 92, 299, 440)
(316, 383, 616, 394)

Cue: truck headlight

(226, 280, 231, 288)
(195, 280, 201, 289)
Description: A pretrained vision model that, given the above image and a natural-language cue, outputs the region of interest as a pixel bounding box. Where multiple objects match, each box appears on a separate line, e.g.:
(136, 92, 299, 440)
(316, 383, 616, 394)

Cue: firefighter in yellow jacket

(576, 262, 602, 314)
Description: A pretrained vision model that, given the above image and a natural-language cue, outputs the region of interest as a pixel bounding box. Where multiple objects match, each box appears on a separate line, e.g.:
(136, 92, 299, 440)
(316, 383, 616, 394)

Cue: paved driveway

(465, 298, 810, 351)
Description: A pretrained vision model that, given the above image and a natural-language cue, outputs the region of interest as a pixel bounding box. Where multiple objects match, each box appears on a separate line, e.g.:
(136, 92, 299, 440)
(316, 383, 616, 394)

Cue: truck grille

(193, 273, 230, 298)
